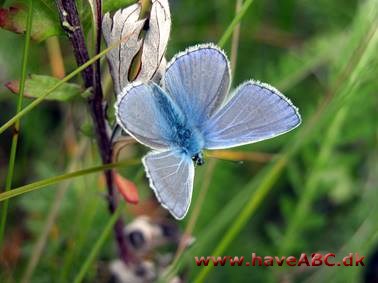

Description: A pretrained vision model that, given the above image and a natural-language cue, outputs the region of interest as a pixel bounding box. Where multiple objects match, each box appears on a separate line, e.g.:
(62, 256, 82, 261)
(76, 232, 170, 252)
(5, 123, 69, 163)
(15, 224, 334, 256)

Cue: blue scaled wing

(163, 44, 231, 126)
(203, 81, 301, 150)
(115, 82, 185, 150)
(143, 150, 194, 220)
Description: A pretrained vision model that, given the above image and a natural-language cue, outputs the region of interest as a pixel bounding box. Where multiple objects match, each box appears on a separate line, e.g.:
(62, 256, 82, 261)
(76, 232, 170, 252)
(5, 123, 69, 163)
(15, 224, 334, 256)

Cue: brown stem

(55, 0, 131, 263)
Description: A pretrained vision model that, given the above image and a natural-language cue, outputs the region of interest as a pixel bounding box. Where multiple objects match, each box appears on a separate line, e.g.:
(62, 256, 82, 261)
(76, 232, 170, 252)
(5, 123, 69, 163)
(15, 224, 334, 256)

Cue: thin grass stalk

(305, 150, 378, 283)
(73, 202, 125, 283)
(0, 0, 33, 246)
(218, 0, 254, 48)
(58, 151, 103, 282)
(20, 139, 87, 283)
(279, 107, 348, 255)
(0, 159, 140, 202)
(0, 30, 135, 135)
(230, 0, 243, 75)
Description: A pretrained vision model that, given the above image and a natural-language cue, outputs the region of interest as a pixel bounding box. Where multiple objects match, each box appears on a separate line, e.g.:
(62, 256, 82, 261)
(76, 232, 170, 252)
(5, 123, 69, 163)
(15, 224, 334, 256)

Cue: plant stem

(218, 0, 254, 48)
(0, 159, 139, 202)
(46, 36, 65, 79)
(0, 0, 33, 247)
(55, 0, 130, 263)
(230, 0, 243, 75)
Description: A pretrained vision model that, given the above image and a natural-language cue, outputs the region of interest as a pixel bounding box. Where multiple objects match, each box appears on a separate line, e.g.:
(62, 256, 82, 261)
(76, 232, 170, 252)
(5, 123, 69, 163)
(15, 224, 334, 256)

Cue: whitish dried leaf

(103, 4, 145, 94)
(138, 0, 171, 82)
(102, 0, 171, 94)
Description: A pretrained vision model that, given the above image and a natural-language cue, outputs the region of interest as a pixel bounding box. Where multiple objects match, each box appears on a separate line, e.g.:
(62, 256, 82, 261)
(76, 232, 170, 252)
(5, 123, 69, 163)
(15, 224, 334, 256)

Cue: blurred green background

(0, 0, 377, 282)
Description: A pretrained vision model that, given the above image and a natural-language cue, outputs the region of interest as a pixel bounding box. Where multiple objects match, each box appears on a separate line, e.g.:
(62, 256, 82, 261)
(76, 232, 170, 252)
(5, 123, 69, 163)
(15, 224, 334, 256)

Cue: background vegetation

(0, 0, 377, 282)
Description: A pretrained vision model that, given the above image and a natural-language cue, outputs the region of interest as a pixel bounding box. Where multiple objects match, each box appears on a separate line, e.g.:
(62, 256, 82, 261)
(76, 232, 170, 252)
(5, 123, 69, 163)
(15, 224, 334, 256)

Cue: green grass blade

(73, 202, 125, 283)
(193, 12, 378, 282)
(0, 0, 33, 246)
(0, 159, 140, 202)
(279, 107, 348, 255)
(218, 0, 255, 48)
(193, 157, 288, 283)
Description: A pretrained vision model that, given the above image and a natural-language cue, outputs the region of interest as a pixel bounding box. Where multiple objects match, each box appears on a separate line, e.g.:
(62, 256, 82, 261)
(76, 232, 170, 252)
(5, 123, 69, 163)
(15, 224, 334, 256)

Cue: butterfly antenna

(205, 152, 244, 165)
(110, 124, 122, 143)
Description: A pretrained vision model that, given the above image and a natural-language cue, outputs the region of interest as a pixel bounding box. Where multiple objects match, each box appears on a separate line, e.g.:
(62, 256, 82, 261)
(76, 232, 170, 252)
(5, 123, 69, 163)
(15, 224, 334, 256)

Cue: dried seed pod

(138, 0, 171, 82)
(102, 0, 171, 95)
(102, 4, 145, 94)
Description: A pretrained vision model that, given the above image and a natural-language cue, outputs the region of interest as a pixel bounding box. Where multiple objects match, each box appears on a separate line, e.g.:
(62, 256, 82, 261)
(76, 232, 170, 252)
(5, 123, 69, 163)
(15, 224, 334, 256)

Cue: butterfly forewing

(116, 82, 184, 150)
(164, 44, 231, 125)
(203, 81, 301, 150)
(143, 150, 194, 219)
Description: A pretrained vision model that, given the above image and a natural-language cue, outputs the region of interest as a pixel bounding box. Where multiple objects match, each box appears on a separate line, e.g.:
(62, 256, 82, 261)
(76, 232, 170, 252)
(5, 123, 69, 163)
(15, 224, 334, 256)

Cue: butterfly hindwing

(203, 81, 301, 149)
(143, 150, 195, 220)
(163, 44, 231, 126)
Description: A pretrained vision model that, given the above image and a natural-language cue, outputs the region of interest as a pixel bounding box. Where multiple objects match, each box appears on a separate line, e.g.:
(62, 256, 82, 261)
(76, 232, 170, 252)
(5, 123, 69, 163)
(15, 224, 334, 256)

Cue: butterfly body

(191, 152, 205, 166)
(116, 43, 301, 219)
(152, 84, 205, 160)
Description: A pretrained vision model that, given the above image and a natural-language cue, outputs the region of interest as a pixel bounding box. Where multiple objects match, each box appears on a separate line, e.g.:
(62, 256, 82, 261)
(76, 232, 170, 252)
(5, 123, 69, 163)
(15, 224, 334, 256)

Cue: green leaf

(0, 0, 63, 42)
(103, 0, 136, 13)
(0, 41, 119, 135)
(5, 74, 87, 101)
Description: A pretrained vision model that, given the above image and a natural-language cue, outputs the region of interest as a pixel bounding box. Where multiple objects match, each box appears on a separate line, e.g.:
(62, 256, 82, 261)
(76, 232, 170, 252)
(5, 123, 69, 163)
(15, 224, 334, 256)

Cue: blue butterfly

(115, 43, 301, 219)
